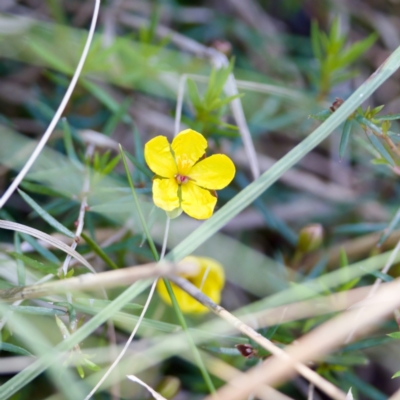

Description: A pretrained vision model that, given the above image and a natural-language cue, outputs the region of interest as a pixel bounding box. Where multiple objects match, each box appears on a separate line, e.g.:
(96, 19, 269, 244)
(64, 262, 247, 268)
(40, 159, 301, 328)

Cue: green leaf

(20, 233, 60, 264)
(329, 17, 341, 44)
(81, 79, 132, 124)
(322, 353, 368, 366)
(339, 119, 353, 160)
(14, 232, 25, 286)
(82, 358, 100, 371)
(61, 118, 80, 165)
(208, 93, 243, 111)
(356, 114, 383, 134)
(311, 20, 323, 62)
(0, 343, 33, 357)
(19, 181, 70, 199)
(309, 109, 331, 121)
(119, 145, 159, 261)
(8, 252, 59, 275)
(187, 79, 202, 109)
(125, 151, 153, 179)
(81, 232, 119, 270)
(339, 248, 348, 268)
(342, 371, 387, 400)
(366, 132, 395, 166)
(375, 113, 400, 121)
(369, 270, 393, 282)
(9, 306, 65, 316)
(370, 105, 385, 117)
(387, 332, 400, 339)
(342, 336, 392, 352)
(378, 206, 400, 246)
(392, 370, 400, 379)
(18, 190, 75, 238)
(98, 154, 121, 176)
(338, 33, 378, 69)
(74, 298, 143, 311)
(103, 98, 132, 136)
(28, 37, 71, 74)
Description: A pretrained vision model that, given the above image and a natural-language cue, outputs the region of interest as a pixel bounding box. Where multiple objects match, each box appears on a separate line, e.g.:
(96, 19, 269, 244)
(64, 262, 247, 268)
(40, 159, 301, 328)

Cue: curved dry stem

(207, 276, 400, 400)
(0, 259, 194, 303)
(169, 275, 346, 400)
(84, 217, 171, 399)
(0, 0, 100, 209)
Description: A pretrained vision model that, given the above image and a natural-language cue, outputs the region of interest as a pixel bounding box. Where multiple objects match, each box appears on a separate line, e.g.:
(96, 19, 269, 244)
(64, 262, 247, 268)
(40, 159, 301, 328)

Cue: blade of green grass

(0, 302, 90, 400)
(166, 45, 400, 263)
(0, 219, 93, 272)
(81, 232, 119, 270)
(0, 280, 150, 399)
(18, 189, 75, 238)
(14, 232, 25, 286)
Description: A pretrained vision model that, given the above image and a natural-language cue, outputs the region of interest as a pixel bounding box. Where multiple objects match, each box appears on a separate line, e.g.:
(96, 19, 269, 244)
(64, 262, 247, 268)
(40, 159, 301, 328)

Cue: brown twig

(204, 276, 400, 400)
(0, 261, 196, 302)
(169, 275, 346, 400)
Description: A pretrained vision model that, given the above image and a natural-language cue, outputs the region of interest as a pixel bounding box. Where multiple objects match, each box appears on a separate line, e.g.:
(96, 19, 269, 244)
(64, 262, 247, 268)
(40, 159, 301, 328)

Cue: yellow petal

(188, 154, 235, 190)
(200, 257, 225, 290)
(144, 136, 177, 178)
(171, 129, 207, 175)
(156, 256, 225, 314)
(152, 178, 180, 211)
(186, 256, 225, 291)
(181, 181, 216, 220)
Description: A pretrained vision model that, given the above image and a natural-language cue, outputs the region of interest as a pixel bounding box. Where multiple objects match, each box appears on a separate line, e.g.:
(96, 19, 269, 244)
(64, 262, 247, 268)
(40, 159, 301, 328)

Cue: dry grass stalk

(0, 261, 196, 302)
(198, 352, 295, 400)
(169, 275, 346, 399)
(206, 276, 400, 400)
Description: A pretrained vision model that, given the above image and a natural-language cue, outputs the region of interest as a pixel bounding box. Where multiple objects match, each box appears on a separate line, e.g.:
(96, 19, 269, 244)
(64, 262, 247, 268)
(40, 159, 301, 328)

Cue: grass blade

(166, 45, 400, 262)
(18, 189, 75, 238)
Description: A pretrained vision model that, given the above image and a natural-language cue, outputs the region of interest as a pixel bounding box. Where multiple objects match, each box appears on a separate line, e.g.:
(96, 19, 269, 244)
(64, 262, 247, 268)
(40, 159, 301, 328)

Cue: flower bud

(235, 344, 257, 359)
(297, 224, 323, 253)
(166, 207, 183, 219)
(156, 376, 180, 399)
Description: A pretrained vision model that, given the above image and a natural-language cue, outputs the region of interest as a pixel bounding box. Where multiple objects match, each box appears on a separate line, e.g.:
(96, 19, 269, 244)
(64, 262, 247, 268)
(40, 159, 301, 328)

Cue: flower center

(175, 174, 189, 185)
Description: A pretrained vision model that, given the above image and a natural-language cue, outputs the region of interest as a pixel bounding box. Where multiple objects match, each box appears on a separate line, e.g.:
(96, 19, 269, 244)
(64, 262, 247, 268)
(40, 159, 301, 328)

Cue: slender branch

(174, 74, 187, 136)
(345, 238, 400, 343)
(0, 0, 100, 209)
(169, 275, 346, 400)
(0, 261, 196, 303)
(61, 144, 94, 276)
(84, 217, 171, 399)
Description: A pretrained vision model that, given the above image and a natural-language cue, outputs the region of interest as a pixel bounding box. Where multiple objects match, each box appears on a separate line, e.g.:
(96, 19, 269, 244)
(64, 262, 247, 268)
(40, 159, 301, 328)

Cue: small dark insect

(235, 344, 258, 359)
(329, 97, 344, 112)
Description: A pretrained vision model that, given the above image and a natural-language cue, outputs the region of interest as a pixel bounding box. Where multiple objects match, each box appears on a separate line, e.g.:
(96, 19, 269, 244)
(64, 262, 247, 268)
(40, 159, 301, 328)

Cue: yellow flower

(144, 129, 235, 220)
(157, 256, 225, 314)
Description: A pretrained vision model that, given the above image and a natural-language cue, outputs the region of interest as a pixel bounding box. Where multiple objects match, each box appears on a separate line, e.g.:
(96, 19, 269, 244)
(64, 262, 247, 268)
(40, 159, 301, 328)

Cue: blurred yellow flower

(144, 129, 235, 220)
(157, 256, 225, 314)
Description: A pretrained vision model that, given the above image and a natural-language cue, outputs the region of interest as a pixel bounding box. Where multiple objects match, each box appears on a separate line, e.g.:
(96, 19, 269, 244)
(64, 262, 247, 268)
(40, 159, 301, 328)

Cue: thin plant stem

(0, 261, 193, 302)
(0, 0, 100, 209)
(345, 238, 400, 343)
(83, 217, 171, 399)
(175, 74, 187, 135)
(61, 144, 94, 276)
(120, 145, 215, 393)
(169, 275, 346, 399)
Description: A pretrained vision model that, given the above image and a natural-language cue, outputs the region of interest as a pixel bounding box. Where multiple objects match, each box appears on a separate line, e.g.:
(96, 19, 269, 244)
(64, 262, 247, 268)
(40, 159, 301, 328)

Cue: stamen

(175, 174, 189, 184)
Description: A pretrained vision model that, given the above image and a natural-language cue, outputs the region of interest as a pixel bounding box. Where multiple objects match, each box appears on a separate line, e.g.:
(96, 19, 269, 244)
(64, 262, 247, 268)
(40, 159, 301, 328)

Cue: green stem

(120, 146, 215, 394)
(163, 278, 216, 393)
(81, 232, 119, 270)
